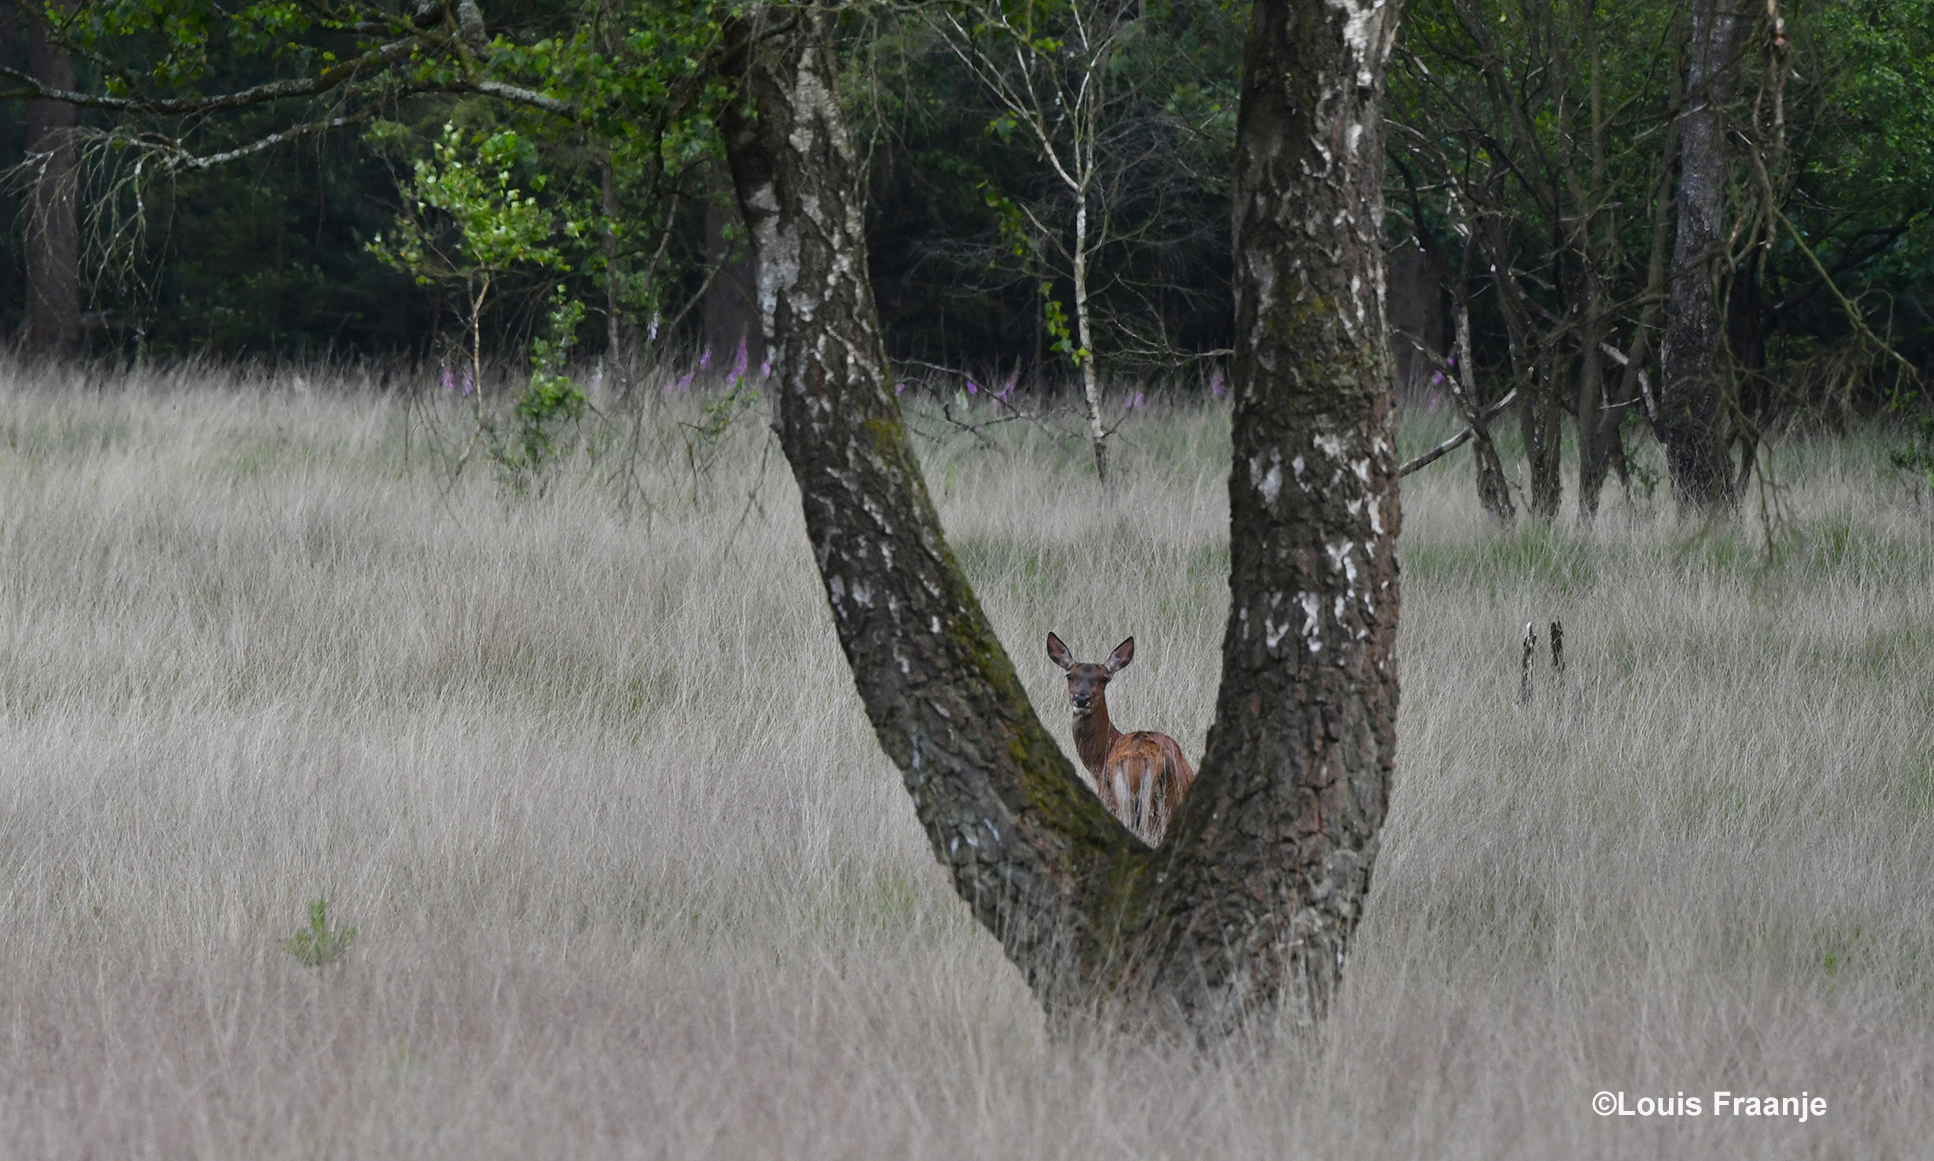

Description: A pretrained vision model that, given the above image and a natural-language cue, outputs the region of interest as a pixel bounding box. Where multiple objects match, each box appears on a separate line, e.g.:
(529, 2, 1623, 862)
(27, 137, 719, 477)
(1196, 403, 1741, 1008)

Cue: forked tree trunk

(1657, 0, 1743, 512)
(719, 0, 1401, 1038)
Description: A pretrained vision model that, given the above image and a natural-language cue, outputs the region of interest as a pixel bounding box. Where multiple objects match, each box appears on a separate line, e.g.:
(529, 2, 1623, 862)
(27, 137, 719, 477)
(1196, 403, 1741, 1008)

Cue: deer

(1046, 632, 1196, 846)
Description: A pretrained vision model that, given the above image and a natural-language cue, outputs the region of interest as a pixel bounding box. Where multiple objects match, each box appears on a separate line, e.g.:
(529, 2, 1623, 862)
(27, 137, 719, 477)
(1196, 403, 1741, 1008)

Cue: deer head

(1046, 632, 1134, 717)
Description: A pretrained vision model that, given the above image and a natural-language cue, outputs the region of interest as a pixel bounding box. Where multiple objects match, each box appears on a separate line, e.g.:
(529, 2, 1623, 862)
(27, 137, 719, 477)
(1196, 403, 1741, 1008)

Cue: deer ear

(1105, 636, 1135, 673)
(1046, 632, 1075, 672)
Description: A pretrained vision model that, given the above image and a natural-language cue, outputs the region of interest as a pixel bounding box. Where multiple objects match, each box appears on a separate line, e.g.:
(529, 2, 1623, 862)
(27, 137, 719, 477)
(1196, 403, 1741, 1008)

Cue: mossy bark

(720, 0, 1403, 1038)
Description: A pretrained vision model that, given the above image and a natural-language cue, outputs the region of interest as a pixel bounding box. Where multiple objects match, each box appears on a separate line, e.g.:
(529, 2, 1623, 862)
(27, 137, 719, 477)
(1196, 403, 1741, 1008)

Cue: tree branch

(0, 35, 421, 116)
(1397, 388, 1520, 476)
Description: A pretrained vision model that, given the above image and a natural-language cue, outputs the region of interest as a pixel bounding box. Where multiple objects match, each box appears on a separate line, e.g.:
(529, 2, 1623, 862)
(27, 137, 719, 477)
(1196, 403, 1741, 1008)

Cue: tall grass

(1, 363, 1929, 1158)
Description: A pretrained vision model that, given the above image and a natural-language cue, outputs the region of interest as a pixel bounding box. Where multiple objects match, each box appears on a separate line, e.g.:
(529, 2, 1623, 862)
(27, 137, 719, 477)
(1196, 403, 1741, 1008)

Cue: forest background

(1, 0, 1931, 497)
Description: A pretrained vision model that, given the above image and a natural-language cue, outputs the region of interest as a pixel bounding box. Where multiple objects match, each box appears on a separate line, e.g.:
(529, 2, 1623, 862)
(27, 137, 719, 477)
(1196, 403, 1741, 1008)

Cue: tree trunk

(1450, 299, 1514, 523)
(1519, 375, 1563, 520)
(1384, 239, 1445, 403)
(601, 155, 625, 389)
(1166, 0, 1402, 1030)
(702, 160, 764, 374)
(1073, 195, 1109, 487)
(24, 5, 80, 361)
(719, 0, 1401, 1039)
(1657, 0, 1743, 512)
(1475, 210, 1561, 521)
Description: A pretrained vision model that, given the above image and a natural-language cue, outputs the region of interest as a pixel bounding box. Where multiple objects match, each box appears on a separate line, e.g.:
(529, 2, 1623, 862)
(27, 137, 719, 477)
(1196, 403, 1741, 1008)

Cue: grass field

(2, 362, 1930, 1158)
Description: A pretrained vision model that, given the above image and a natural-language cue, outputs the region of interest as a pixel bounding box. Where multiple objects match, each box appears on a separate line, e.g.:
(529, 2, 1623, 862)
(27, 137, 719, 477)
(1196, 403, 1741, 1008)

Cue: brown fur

(1046, 633, 1197, 845)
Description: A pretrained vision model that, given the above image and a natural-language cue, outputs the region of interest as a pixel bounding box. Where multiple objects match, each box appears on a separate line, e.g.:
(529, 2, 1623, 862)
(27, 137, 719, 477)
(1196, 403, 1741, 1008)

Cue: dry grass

(1, 362, 1930, 1159)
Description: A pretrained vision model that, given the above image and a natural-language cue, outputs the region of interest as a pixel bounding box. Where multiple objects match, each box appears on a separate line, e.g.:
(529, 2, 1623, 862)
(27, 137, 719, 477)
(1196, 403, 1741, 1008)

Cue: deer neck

(1071, 696, 1121, 777)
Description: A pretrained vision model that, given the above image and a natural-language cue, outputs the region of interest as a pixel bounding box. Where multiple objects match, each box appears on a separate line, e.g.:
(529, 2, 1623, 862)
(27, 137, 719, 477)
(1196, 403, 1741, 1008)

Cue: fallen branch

(1397, 388, 1520, 477)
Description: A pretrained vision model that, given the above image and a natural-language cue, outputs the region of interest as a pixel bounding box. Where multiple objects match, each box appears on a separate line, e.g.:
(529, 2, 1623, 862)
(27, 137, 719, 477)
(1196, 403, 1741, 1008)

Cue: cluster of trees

(4, 4, 1923, 457)
(1388, 0, 1934, 514)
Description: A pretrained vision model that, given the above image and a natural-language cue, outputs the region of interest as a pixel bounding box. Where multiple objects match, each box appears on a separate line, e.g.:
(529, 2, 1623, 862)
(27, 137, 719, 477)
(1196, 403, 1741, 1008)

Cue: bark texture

(720, 0, 1402, 1038)
(1657, 0, 1743, 512)
(718, 8, 1125, 1012)
(24, 5, 81, 360)
(1148, 0, 1402, 1030)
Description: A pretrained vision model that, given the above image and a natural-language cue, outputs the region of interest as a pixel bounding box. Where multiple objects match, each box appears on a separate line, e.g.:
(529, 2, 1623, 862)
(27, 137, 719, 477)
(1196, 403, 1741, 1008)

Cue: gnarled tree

(720, 0, 1402, 1037)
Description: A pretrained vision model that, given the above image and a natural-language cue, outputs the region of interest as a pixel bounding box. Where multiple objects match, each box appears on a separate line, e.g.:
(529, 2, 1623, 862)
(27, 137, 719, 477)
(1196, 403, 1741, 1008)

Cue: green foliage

(283, 898, 355, 968)
(1041, 284, 1083, 365)
(15, 0, 739, 361)
(19, 0, 1934, 392)
(368, 120, 580, 481)
(1887, 394, 1934, 491)
(367, 122, 574, 290)
(491, 289, 589, 490)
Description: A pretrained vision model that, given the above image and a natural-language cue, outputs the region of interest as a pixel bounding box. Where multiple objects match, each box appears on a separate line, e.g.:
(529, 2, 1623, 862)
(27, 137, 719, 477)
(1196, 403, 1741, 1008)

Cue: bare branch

(1398, 388, 1520, 476)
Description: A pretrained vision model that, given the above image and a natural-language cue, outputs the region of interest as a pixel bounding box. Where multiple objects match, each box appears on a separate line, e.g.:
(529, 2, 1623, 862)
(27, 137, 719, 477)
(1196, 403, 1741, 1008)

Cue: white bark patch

(1325, 540, 1354, 577)
(1249, 450, 1285, 505)
(786, 64, 852, 164)
(1299, 591, 1323, 652)
(747, 184, 796, 339)
(1314, 433, 1348, 461)
(1265, 616, 1290, 650)
(1326, 0, 1389, 89)
(1308, 137, 1333, 178)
